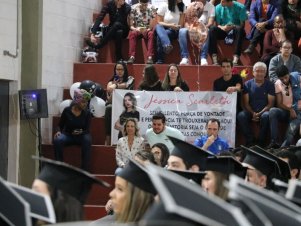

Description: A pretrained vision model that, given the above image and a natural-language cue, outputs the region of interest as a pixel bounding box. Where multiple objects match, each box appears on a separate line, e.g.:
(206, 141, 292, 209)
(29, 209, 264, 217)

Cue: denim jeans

(237, 110, 270, 145)
(269, 107, 301, 146)
(53, 133, 92, 171)
(178, 27, 208, 60)
(155, 24, 178, 63)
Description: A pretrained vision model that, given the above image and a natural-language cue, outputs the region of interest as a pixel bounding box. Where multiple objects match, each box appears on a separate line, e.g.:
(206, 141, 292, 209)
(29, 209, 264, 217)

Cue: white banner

(111, 90, 237, 147)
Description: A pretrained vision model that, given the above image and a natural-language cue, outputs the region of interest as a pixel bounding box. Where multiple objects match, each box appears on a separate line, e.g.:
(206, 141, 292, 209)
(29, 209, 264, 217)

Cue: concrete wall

(41, 0, 101, 144)
(0, 0, 21, 182)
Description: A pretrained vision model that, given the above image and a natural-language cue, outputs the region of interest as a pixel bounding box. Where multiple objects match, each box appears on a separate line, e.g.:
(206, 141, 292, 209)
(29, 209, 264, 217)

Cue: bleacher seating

(41, 0, 294, 221)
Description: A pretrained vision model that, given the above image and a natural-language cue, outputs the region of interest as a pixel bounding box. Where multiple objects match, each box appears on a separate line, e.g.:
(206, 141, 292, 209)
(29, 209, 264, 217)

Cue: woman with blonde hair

(115, 118, 144, 174)
(161, 63, 189, 91)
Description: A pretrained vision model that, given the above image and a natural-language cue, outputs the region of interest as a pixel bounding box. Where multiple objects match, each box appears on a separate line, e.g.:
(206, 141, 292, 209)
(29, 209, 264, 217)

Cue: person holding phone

(105, 61, 135, 145)
(53, 89, 92, 171)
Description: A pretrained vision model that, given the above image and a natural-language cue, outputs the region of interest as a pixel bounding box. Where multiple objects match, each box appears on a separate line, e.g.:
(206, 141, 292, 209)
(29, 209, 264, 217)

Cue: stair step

(52, 116, 106, 145)
(42, 144, 117, 174)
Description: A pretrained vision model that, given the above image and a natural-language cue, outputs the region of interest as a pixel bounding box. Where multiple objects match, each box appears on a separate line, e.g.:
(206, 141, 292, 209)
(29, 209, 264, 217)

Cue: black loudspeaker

(18, 89, 48, 120)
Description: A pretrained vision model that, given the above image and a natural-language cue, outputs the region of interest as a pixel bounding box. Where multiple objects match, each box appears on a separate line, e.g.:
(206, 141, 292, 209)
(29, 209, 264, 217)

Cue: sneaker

(244, 44, 255, 54)
(201, 58, 208, 66)
(127, 56, 135, 64)
(212, 54, 219, 65)
(163, 44, 173, 54)
(146, 57, 153, 64)
(179, 57, 189, 65)
(233, 55, 240, 66)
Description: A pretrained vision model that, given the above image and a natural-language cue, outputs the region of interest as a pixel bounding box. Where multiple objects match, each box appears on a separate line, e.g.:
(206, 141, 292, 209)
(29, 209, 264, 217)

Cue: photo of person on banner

(111, 90, 237, 147)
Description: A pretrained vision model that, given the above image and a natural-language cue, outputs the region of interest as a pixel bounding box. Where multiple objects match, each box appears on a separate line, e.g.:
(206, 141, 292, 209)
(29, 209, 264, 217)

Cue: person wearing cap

(167, 136, 215, 171)
(145, 112, 185, 153)
(193, 118, 229, 155)
(237, 62, 275, 147)
(242, 146, 278, 188)
(201, 156, 247, 200)
(268, 65, 301, 148)
(276, 149, 300, 179)
(32, 157, 110, 223)
(53, 88, 92, 171)
(103, 160, 156, 223)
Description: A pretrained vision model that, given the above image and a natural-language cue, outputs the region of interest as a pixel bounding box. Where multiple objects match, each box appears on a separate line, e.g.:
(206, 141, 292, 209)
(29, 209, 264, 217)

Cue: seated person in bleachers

(127, 0, 157, 64)
(105, 61, 134, 145)
(208, 0, 248, 66)
(146, 112, 185, 153)
(244, 0, 279, 55)
(53, 89, 92, 171)
(269, 40, 301, 83)
(161, 63, 189, 91)
(194, 118, 229, 155)
(213, 58, 243, 112)
(178, 0, 214, 65)
(138, 64, 163, 91)
(114, 92, 140, 139)
(261, 15, 294, 68)
(88, 0, 131, 62)
(268, 65, 301, 148)
(281, 0, 301, 41)
(115, 118, 145, 173)
(155, 0, 185, 64)
(237, 62, 275, 147)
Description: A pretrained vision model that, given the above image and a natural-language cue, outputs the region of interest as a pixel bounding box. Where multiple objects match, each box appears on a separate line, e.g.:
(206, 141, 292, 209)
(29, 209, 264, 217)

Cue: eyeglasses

(281, 46, 292, 50)
(284, 85, 290, 96)
(116, 68, 124, 71)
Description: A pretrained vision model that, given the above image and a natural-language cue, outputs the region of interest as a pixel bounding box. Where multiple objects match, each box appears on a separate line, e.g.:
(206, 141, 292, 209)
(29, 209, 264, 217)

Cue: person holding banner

(194, 118, 229, 155)
(161, 64, 190, 91)
(105, 61, 135, 145)
(146, 112, 185, 152)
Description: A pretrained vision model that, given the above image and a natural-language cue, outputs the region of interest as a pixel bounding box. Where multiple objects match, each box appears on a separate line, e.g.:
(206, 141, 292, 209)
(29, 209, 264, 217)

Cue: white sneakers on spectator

(180, 58, 189, 65)
(201, 58, 208, 66)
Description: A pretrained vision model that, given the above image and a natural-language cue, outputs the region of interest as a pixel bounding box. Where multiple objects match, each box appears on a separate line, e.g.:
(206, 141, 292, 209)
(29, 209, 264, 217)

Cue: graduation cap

(169, 169, 206, 184)
(241, 146, 278, 178)
(7, 181, 56, 224)
(34, 156, 110, 203)
(117, 159, 157, 195)
(143, 163, 252, 226)
(286, 179, 301, 205)
(228, 174, 301, 226)
(0, 176, 31, 226)
(201, 156, 247, 178)
(250, 145, 291, 182)
(168, 136, 215, 169)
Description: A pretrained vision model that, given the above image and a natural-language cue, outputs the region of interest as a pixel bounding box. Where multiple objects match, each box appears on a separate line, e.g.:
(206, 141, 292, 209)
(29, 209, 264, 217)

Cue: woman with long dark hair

(161, 63, 189, 91)
(138, 64, 163, 91)
(105, 61, 134, 145)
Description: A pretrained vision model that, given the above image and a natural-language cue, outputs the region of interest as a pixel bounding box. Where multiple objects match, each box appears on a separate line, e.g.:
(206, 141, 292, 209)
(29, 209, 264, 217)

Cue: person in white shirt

(145, 112, 185, 152)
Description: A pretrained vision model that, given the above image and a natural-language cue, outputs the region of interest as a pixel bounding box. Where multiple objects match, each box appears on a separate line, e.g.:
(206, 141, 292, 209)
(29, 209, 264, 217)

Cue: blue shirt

(193, 135, 229, 155)
(243, 79, 275, 112)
